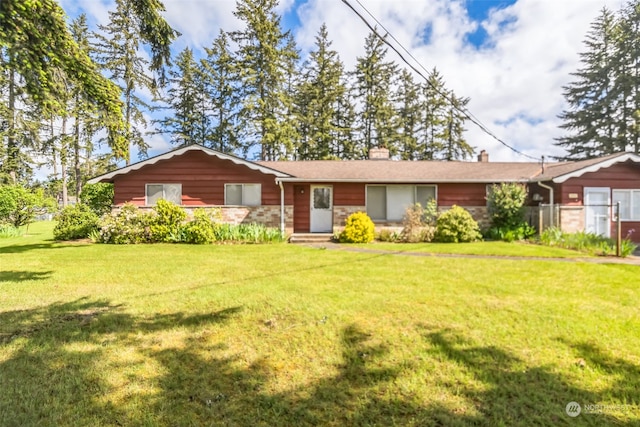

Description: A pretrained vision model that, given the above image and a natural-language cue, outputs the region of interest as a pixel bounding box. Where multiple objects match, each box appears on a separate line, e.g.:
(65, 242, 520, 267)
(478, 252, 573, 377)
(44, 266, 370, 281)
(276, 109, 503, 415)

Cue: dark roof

(87, 144, 640, 185)
(259, 160, 542, 182)
(531, 152, 640, 183)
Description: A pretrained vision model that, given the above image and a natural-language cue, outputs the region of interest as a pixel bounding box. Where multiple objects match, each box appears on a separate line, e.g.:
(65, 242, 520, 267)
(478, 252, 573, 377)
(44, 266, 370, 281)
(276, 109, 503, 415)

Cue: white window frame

(612, 189, 640, 221)
(224, 183, 262, 206)
(366, 184, 437, 221)
(145, 183, 182, 206)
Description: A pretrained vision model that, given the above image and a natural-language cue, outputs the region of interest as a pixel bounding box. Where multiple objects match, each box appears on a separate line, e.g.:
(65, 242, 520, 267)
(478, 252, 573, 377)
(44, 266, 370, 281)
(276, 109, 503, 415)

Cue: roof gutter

(537, 181, 554, 227)
(278, 179, 285, 237)
(274, 178, 531, 184)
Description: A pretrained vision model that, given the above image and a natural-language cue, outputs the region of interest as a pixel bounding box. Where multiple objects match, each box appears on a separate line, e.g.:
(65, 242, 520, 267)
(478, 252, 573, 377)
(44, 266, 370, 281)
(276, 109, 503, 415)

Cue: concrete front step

(289, 233, 334, 243)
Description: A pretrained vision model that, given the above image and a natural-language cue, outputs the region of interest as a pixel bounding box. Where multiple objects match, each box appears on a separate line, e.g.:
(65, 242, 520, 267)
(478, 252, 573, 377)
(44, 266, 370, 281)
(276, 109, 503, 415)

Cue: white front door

(584, 187, 610, 237)
(310, 186, 333, 232)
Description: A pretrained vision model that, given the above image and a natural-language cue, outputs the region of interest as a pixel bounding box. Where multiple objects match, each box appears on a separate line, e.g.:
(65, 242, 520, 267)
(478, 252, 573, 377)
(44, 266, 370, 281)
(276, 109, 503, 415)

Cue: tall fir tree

(418, 69, 448, 160)
(353, 31, 398, 158)
(295, 24, 348, 160)
(201, 30, 240, 153)
(231, 0, 296, 160)
(69, 14, 100, 198)
(0, 0, 177, 162)
(331, 76, 357, 159)
(93, 0, 165, 164)
(556, 7, 619, 159)
(278, 33, 301, 160)
(154, 47, 210, 147)
(0, 47, 41, 184)
(440, 92, 473, 160)
(614, 0, 640, 153)
(395, 69, 421, 160)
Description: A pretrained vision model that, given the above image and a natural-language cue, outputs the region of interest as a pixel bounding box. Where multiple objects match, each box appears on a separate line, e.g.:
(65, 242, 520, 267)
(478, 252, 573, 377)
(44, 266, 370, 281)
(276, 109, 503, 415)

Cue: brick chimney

(369, 147, 390, 160)
(477, 150, 489, 162)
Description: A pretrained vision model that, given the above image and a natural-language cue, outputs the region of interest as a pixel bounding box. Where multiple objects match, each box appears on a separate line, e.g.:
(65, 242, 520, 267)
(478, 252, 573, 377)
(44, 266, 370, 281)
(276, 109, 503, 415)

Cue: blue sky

(54, 0, 621, 168)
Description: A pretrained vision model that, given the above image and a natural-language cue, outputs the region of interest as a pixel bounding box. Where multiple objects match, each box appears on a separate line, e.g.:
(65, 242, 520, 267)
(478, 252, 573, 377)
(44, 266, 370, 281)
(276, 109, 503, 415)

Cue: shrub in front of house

(96, 203, 154, 244)
(340, 212, 375, 243)
(434, 205, 482, 243)
(53, 204, 100, 240)
(182, 208, 216, 244)
(149, 199, 187, 242)
(400, 201, 437, 243)
(486, 183, 536, 241)
(95, 203, 282, 245)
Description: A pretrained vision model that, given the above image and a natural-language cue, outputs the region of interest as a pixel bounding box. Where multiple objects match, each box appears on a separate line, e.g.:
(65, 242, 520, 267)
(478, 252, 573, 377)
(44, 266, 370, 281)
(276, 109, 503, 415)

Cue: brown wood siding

(559, 161, 640, 205)
(113, 150, 282, 206)
(293, 184, 310, 232)
(437, 183, 488, 206)
(333, 183, 366, 205)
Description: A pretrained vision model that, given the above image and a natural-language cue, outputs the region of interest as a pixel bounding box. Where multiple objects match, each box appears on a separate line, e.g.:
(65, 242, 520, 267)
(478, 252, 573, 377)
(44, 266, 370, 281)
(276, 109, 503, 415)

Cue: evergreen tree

(0, 0, 177, 161)
(395, 69, 421, 160)
(353, 31, 398, 158)
(614, 1, 640, 153)
(295, 24, 348, 159)
(278, 33, 301, 160)
(332, 82, 358, 159)
(419, 69, 448, 160)
(201, 30, 240, 153)
(154, 48, 209, 147)
(0, 48, 41, 184)
(556, 7, 619, 159)
(69, 14, 100, 198)
(93, 0, 167, 164)
(440, 92, 473, 160)
(231, 0, 295, 160)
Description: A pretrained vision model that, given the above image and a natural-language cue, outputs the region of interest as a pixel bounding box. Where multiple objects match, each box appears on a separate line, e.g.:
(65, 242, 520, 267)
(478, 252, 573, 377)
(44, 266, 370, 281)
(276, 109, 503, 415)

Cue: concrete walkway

(306, 242, 640, 266)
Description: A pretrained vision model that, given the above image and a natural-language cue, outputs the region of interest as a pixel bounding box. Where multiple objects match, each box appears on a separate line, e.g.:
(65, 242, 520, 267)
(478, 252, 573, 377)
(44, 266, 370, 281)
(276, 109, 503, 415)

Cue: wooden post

(616, 201, 622, 257)
(538, 204, 543, 235)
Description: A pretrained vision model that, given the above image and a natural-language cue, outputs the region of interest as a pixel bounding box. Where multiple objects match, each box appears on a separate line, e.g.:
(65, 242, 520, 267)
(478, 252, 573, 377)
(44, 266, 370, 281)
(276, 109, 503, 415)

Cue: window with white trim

(612, 189, 640, 220)
(225, 184, 261, 206)
(366, 185, 436, 221)
(146, 184, 182, 205)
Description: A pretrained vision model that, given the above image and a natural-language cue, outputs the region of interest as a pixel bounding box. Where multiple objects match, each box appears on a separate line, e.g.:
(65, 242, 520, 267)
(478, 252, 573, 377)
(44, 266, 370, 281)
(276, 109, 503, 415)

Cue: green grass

(1, 222, 639, 426)
(361, 240, 592, 258)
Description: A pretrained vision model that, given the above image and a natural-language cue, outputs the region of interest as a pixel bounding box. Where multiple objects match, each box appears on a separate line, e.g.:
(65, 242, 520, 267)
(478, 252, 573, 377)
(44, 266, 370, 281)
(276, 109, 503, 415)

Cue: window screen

(225, 184, 261, 206)
(366, 186, 386, 220)
(613, 190, 631, 220)
(146, 184, 181, 206)
(386, 185, 414, 221)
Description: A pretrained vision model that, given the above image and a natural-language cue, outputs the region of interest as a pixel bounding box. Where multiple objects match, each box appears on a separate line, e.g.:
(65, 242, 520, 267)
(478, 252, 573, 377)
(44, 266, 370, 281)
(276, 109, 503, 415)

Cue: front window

(366, 185, 436, 221)
(612, 189, 640, 220)
(146, 184, 182, 205)
(225, 184, 261, 206)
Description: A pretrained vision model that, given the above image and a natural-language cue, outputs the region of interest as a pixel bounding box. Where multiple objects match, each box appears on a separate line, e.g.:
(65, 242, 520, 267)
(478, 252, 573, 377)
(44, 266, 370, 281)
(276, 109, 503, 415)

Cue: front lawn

(357, 240, 592, 258)
(1, 222, 639, 426)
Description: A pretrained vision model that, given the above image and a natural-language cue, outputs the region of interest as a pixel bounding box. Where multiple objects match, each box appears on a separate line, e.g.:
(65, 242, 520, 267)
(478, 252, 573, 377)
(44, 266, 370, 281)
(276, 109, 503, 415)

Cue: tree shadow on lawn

(0, 298, 243, 426)
(2, 299, 638, 426)
(420, 325, 639, 426)
(0, 270, 53, 283)
(0, 241, 87, 254)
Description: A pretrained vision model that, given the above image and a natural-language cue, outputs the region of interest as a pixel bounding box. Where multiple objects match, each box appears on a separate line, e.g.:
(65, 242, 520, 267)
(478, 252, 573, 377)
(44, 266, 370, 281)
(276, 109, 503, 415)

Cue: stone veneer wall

(131, 205, 292, 231)
(332, 206, 366, 234)
(558, 206, 585, 234)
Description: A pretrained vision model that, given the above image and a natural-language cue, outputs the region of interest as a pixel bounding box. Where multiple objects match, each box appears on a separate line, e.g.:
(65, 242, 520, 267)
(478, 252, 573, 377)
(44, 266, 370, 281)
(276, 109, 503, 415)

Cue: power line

(342, 0, 541, 162)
